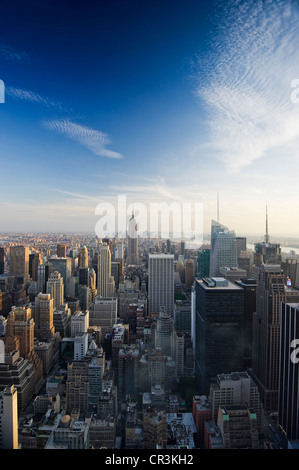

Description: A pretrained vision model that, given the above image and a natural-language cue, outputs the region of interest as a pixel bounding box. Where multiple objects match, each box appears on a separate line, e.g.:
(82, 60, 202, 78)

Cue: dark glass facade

(195, 279, 245, 395)
(278, 302, 299, 440)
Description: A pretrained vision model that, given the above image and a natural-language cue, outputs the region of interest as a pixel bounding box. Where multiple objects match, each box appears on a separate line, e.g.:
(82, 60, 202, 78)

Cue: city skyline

(1, 0, 299, 237)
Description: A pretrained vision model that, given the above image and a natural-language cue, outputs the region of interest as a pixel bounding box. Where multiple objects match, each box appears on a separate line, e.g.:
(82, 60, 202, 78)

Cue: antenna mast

(265, 204, 269, 244)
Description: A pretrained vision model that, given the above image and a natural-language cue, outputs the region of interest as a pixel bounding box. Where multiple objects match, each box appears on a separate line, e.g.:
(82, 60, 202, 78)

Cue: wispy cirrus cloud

(0, 44, 30, 63)
(6, 85, 122, 159)
(194, 0, 299, 171)
(6, 86, 66, 111)
(42, 119, 124, 159)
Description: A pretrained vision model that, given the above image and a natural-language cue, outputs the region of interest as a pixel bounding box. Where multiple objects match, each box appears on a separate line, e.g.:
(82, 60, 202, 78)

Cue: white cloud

(0, 45, 29, 63)
(42, 119, 124, 159)
(194, 0, 299, 171)
(6, 86, 65, 111)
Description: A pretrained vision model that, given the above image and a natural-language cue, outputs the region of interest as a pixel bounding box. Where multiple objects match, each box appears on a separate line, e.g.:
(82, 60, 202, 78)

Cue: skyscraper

(126, 211, 138, 265)
(5, 306, 43, 390)
(97, 244, 115, 297)
(209, 220, 237, 277)
(57, 244, 67, 258)
(235, 278, 257, 369)
(197, 249, 210, 279)
(79, 245, 89, 268)
(0, 247, 5, 275)
(9, 246, 29, 284)
(278, 302, 299, 440)
(37, 262, 52, 294)
(148, 253, 174, 317)
(185, 259, 195, 289)
(34, 293, 55, 341)
(6, 306, 34, 359)
(46, 271, 64, 309)
(195, 277, 244, 395)
(48, 256, 72, 297)
(236, 237, 247, 258)
(155, 306, 176, 358)
(251, 264, 285, 411)
(31, 252, 42, 282)
(253, 207, 281, 267)
(0, 385, 18, 449)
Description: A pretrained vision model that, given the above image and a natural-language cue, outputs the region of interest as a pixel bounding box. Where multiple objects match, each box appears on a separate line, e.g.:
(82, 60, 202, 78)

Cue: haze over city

(1, 0, 299, 237)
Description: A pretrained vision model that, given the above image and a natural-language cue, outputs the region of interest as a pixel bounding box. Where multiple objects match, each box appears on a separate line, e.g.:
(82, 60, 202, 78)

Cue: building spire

(265, 204, 269, 244)
(217, 191, 219, 223)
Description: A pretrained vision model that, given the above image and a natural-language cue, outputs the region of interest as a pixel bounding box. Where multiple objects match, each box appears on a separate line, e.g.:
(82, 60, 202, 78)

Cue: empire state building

(127, 211, 138, 265)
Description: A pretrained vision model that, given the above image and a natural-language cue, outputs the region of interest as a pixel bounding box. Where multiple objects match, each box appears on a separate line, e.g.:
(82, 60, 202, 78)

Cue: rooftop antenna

(265, 204, 269, 244)
(217, 191, 220, 223)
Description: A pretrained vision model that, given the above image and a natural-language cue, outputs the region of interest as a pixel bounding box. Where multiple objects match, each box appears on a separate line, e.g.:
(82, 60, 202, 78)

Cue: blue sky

(1, 0, 299, 238)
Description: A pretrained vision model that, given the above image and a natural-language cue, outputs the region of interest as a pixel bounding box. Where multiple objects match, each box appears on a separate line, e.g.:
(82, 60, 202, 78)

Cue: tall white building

(97, 244, 115, 297)
(0, 385, 18, 449)
(148, 253, 174, 317)
(209, 220, 237, 277)
(47, 271, 64, 309)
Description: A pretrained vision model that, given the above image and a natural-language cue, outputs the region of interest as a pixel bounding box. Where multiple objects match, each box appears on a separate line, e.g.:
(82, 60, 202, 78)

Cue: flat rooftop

(197, 277, 243, 290)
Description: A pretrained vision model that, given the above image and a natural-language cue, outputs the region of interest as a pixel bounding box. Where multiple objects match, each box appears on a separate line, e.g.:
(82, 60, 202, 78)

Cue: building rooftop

(167, 413, 197, 449)
(198, 277, 243, 290)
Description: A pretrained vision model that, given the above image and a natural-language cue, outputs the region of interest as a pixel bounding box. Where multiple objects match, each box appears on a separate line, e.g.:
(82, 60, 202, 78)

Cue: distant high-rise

(148, 254, 174, 317)
(78, 267, 89, 286)
(195, 277, 244, 395)
(236, 237, 247, 258)
(46, 271, 64, 309)
(97, 244, 115, 297)
(185, 259, 195, 289)
(57, 244, 66, 258)
(278, 302, 299, 440)
(48, 256, 72, 297)
(197, 249, 210, 279)
(79, 245, 89, 268)
(253, 208, 281, 267)
(34, 293, 55, 341)
(0, 247, 5, 275)
(116, 241, 124, 260)
(127, 211, 138, 265)
(209, 220, 237, 277)
(37, 262, 52, 294)
(9, 246, 29, 283)
(31, 252, 42, 282)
